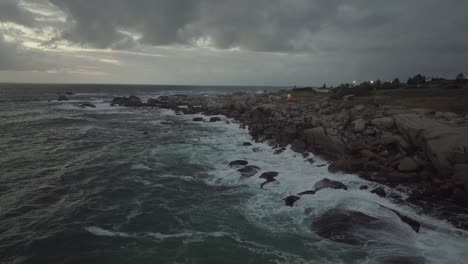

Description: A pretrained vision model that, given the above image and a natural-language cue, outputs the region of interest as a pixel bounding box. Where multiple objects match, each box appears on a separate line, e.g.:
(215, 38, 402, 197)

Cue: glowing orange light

(287, 94, 292, 100)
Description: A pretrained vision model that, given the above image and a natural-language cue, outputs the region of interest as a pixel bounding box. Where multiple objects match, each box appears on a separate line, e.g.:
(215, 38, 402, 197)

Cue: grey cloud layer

(1, 0, 468, 84)
(47, 0, 468, 54)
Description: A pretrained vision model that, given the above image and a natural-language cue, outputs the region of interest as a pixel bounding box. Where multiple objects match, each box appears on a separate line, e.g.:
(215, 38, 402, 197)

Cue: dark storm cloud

(48, 0, 345, 51)
(46, 0, 468, 54)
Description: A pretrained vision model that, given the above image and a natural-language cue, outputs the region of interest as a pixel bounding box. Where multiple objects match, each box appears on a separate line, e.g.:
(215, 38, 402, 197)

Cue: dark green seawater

(1, 84, 467, 264)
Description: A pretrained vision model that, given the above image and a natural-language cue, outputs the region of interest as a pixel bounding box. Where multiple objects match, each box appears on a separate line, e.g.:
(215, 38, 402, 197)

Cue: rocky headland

(112, 88, 468, 230)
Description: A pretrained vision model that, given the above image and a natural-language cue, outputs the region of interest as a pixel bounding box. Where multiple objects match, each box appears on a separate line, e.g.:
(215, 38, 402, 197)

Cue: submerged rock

(314, 178, 348, 192)
(298, 190, 316, 196)
(193, 117, 204, 122)
(283, 195, 300, 207)
(112, 96, 143, 107)
(209, 117, 222, 122)
(242, 142, 253, 146)
(79, 103, 96, 108)
(371, 187, 387, 198)
(229, 160, 248, 166)
(237, 165, 260, 177)
(274, 147, 286, 155)
(311, 210, 379, 246)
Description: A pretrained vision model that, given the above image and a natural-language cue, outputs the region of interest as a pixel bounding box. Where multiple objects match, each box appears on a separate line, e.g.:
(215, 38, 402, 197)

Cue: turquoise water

(1, 84, 467, 264)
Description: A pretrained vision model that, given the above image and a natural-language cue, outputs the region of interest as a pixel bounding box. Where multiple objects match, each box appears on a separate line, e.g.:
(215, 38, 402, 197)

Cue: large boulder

(304, 127, 347, 159)
(310, 210, 380, 246)
(352, 118, 366, 132)
(250, 104, 275, 119)
(237, 165, 260, 177)
(209, 117, 222, 122)
(371, 117, 395, 130)
(112, 96, 143, 107)
(314, 178, 348, 192)
(291, 139, 306, 153)
(393, 114, 468, 176)
(398, 157, 421, 172)
(371, 187, 387, 197)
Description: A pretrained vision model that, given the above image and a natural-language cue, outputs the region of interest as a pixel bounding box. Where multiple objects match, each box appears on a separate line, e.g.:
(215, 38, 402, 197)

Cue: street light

(370, 80, 374, 84)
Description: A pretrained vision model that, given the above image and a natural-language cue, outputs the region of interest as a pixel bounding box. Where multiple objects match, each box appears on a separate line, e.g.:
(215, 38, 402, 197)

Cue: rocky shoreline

(111, 91, 468, 229)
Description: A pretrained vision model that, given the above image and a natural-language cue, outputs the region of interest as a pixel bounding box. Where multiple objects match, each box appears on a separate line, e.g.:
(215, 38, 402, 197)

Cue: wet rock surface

(310, 209, 380, 246)
(314, 178, 348, 192)
(229, 160, 248, 166)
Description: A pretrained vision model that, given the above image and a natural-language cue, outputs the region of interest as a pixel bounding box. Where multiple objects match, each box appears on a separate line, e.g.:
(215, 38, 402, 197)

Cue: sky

(0, 0, 467, 86)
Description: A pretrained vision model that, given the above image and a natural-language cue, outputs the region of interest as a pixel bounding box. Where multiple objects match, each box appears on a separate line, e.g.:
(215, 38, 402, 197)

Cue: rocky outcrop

(111, 91, 468, 227)
(209, 117, 222, 122)
(313, 178, 348, 192)
(304, 127, 347, 159)
(310, 210, 380, 246)
(112, 96, 143, 107)
(393, 114, 468, 176)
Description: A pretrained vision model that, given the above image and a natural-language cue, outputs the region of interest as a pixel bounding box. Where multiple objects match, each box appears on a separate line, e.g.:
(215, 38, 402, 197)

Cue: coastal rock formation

(111, 90, 468, 227)
(310, 210, 380, 246)
(112, 96, 143, 107)
(314, 178, 348, 192)
(209, 117, 222, 122)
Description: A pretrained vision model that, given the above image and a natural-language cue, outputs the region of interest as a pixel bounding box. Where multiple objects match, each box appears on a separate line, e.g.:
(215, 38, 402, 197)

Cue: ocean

(1, 83, 467, 264)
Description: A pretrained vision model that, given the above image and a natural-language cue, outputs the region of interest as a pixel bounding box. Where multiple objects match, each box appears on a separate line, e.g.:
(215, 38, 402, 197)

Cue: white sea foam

(85, 226, 230, 242)
(85, 226, 131, 237)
